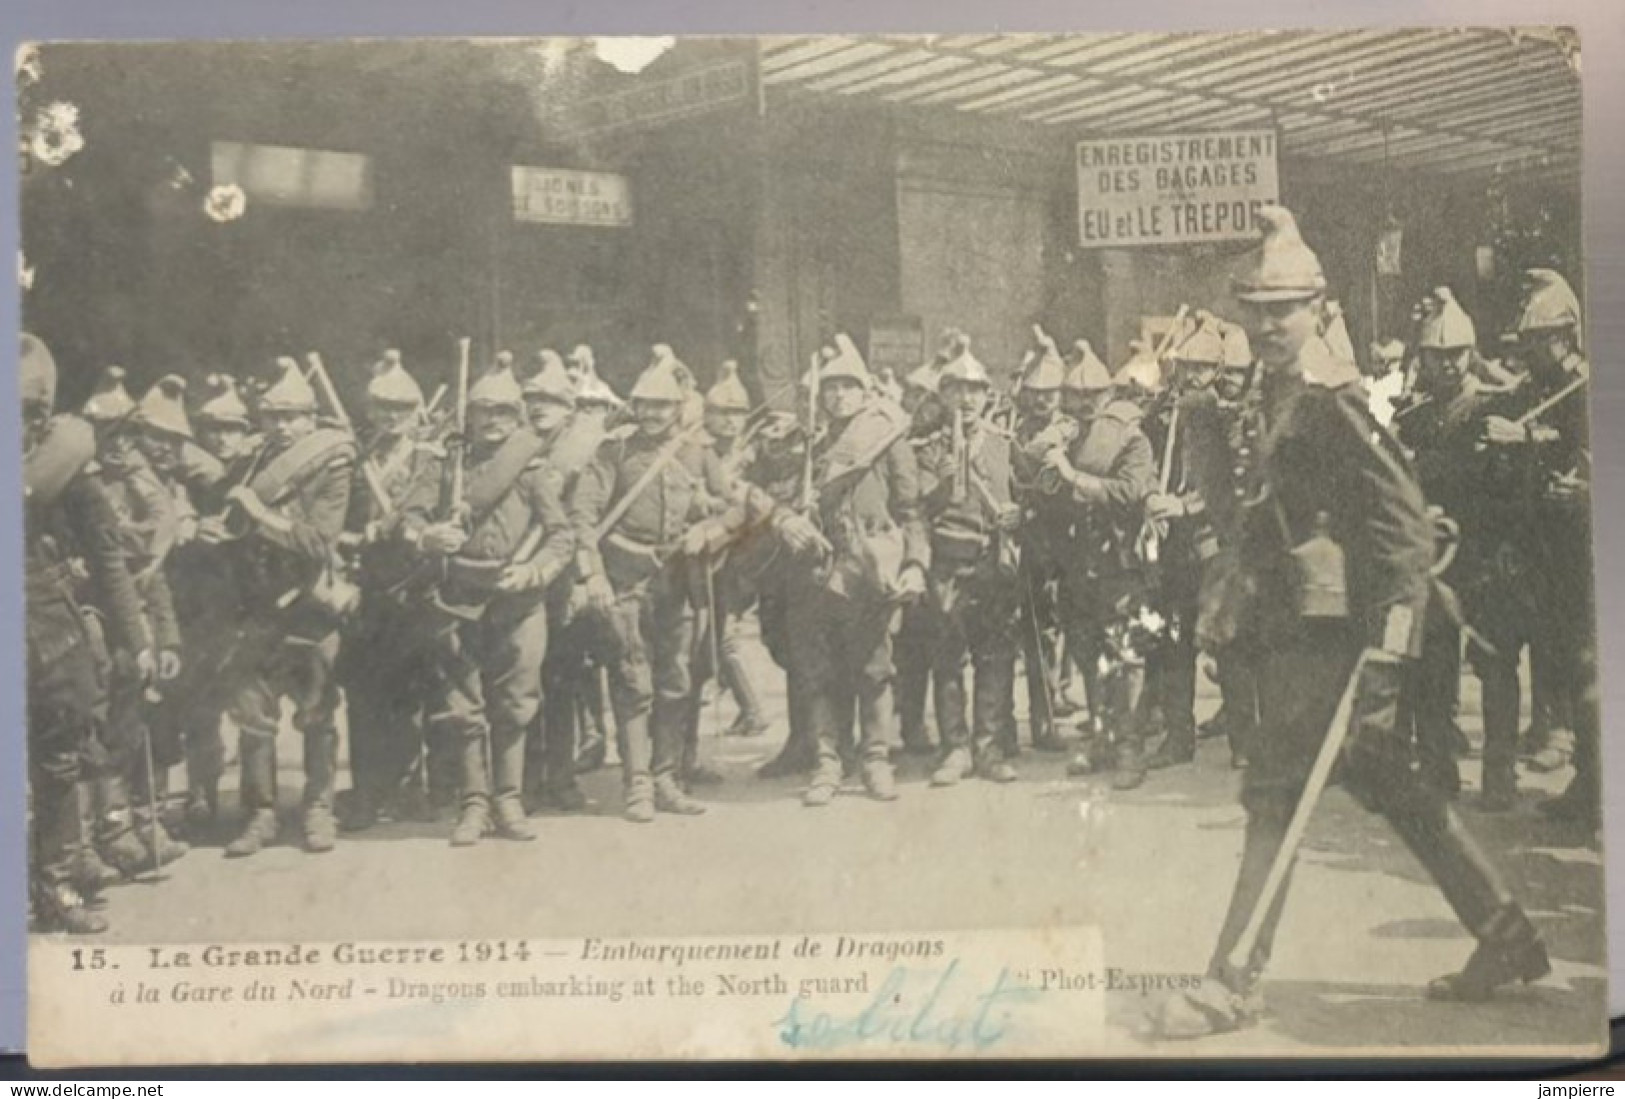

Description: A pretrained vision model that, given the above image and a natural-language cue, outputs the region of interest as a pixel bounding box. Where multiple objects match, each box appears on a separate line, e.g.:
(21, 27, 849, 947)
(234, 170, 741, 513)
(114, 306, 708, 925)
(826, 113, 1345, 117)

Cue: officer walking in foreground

(22, 333, 152, 932)
(1156, 205, 1549, 1039)
(402, 363, 575, 845)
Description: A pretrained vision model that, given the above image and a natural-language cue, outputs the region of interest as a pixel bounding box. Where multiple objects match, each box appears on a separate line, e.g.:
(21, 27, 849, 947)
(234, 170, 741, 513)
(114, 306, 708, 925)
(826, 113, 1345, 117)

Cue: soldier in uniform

(917, 346, 1023, 786)
(78, 368, 191, 878)
(401, 363, 575, 845)
(1191, 325, 1263, 769)
(1044, 342, 1158, 788)
(1141, 318, 1227, 773)
(1482, 268, 1596, 826)
(570, 348, 748, 822)
(522, 350, 608, 814)
(1156, 206, 1549, 1039)
(337, 351, 446, 830)
(163, 374, 255, 832)
(1390, 289, 1501, 803)
(1009, 333, 1075, 753)
(776, 335, 930, 808)
(215, 358, 358, 857)
(684, 360, 772, 752)
(21, 333, 152, 932)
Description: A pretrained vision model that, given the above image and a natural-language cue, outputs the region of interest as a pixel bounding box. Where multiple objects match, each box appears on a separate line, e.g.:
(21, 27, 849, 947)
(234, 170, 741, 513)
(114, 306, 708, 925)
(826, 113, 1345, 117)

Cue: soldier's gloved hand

(176, 515, 199, 545)
(496, 563, 537, 594)
(680, 523, 715, 558)
(776, 511, 827, 558)
(894, 564, 928, 603)
(418, 522, 467, 556)
(225, 484, 269, 523)
(584, 574, 616, 615)
(158, 649, 182, 681)
(135, 648, 159, 684)
(1041, 446, 1074, 477)
(1146, 492, 1185, 523)
(1482, 415, 1527, 446)
(196, 515, 233, 544)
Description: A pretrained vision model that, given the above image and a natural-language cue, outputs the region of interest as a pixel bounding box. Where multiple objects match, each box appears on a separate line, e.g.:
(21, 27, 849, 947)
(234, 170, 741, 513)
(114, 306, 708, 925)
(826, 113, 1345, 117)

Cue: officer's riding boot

(225, 736, 280, 859)
(490, 729, 536, 840)
(1479, 662, 1521, 812)
(1154, 809, 1289, 1039)
(575, 679, 609, 774)
(300, 728, 340, 854)
(536, 700, 589, 814)
(130, 765, 190, 868)
(451, 733, 492, 846)
(619, 708, 657, 824)
(94, 775, 154, 878)
(1428, 905, 1551, 1001)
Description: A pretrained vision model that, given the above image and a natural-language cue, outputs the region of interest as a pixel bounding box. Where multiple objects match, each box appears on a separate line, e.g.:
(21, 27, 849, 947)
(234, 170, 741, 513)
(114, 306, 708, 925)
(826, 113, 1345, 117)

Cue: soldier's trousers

(922, 563, 1019, 761)
(1209, 625, 1515, 992)
(428, 596, 548, 812)
(894, 602, 935, 750)
(1058, 569, 1149, 756)
(602, 569, 694, 789)
(152, 616, 229, 804)
(1017, 556, 1063, 744)
(1408, 607, 1464, 797)
(1143, 579, 1200, 753)
(27, 593, 108, 887)
(223, 627, 342, 819)
(530, 596, 609, 798)
(341, 595, 442, 810)
(787, 581, 899, 768)
(685, 573, 767, 743)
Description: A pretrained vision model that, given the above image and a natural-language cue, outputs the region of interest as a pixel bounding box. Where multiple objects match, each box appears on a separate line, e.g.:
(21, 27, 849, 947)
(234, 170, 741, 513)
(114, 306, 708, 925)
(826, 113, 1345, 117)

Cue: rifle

(305, 351, 391, 517)
(445, 337, 472, 526)
(801, 350, 820, 516)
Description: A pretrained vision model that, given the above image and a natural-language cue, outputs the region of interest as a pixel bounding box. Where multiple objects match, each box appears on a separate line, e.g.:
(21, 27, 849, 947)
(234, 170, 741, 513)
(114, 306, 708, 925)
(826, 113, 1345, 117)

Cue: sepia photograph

(16, 30, 1606, 1065)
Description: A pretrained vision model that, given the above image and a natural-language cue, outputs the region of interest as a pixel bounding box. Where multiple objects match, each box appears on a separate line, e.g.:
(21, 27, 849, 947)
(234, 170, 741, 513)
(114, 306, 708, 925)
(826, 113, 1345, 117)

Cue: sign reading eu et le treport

(511, 167, 633, 228)
(1075, 130, 1279, 247)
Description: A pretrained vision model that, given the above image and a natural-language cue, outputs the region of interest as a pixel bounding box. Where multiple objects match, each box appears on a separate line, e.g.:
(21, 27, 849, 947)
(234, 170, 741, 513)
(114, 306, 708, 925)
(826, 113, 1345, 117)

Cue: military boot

(1427, 905, 1550, 1001)
(974, 750, 1018, 785)
(490, 731, 536, 839)
(224, 809, 280, 859)
(802, 757, 842, 808)
(300, 729, 340, 853)
(930, 747, 973, 787)
(623, 775, 656, 824)
(69, 847, 123, 900)
(96, 812, 155, 879)
(862, 756, 899, 802)
(451, 798, 491, 847)
(32, 878, 108, 936)
(226, 736, 278, 858)
(654, 775, 707, 816)
(491, 795, 537, 840)
(1111, 741, 1149, 792)
(133, 809, 190, 868)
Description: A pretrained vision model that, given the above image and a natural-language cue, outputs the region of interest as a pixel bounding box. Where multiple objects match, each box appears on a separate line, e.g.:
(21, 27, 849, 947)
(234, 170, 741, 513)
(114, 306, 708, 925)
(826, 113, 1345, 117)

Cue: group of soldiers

(22, 201, 1597, 1034)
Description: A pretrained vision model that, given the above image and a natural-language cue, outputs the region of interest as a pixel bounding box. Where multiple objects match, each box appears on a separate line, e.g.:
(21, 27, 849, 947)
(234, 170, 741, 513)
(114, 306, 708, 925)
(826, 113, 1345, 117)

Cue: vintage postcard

(17, 31, 1604, 1066)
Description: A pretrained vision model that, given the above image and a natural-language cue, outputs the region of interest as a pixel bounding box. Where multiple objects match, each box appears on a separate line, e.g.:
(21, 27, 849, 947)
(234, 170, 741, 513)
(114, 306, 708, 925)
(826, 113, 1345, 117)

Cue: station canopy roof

(759, 30, 1581, 182)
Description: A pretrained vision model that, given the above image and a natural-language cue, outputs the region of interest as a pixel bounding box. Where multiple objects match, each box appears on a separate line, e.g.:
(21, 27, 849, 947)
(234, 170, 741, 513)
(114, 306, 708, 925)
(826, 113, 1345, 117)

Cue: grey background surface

(0, 0, 1620, 1062)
